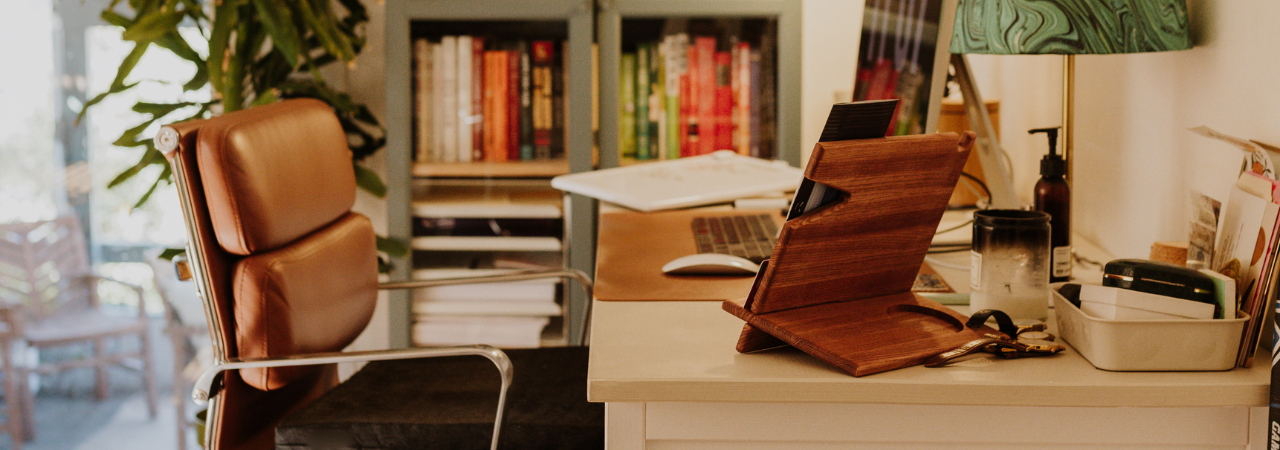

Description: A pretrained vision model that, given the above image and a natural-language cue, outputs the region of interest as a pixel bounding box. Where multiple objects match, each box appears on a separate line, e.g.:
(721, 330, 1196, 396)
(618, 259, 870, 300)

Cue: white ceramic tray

(1053, 290, 1248, 371)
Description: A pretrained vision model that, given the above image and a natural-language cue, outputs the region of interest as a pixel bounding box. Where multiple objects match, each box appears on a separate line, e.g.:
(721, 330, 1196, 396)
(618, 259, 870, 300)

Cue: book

(456, 35, 473, 163)
(411, 236, 563, 252)
(551, 40, 566, 159)
(519, 43, 534, 161)
(735, 41, 751, 156)
(684, 39, 699, 157)
(440, 36, 459, 163)
(412, 315, 550, 348)
(411, 268, 559, 305)
(413, 38, 432, 163)
(713, 50, 733, 153)
(695, 37, 716, 155)
(635, 45, 650, 160)
(532, 41, 554, 160)
(471, 37, 485, 162)
(664, 34, 686, 160)
(619, 52, 637, 159)
(759, 20, 777, 159)
(648, 41, 663, 161)
(655, 39, 669, 160)
(431, 42, 446, 163)
(508, 48, 521, 161)
(483, 50, 509, 162)
(749, 49, 762, 158)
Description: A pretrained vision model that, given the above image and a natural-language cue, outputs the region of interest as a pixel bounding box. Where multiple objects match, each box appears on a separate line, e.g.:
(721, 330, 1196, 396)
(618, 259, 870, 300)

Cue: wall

(966, 0, 1280, 259)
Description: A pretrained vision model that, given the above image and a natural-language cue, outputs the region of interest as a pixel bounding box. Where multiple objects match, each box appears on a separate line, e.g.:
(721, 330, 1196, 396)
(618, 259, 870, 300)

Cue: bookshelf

(596, 0, 803, 169)
(386, 0, 595, 348)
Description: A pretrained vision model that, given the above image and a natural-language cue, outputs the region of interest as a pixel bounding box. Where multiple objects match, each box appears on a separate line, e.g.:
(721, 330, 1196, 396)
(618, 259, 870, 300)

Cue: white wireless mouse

(661, 253, 760, 276)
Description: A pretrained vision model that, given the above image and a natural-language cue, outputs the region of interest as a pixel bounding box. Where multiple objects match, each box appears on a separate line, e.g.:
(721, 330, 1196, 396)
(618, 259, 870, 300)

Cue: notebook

(550, 151, 803, 212)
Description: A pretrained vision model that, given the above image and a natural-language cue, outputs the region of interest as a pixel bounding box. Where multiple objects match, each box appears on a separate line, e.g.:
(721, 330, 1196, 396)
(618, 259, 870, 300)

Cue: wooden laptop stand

(723, 131, 1003, 377)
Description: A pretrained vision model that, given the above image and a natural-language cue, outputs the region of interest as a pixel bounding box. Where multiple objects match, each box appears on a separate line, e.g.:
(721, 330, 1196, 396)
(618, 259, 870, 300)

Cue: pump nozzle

(1029, 127, 1065, 177)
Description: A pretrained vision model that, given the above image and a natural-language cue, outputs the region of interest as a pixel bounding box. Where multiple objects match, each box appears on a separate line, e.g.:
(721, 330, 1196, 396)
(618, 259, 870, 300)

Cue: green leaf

(208, 0, 242, 95)
(101, 10, 133, 28)
(77, 81, 141, 126)
(335, 0, 367, 23)
(112, 118, 158, 147)
(295, 0, 353, 62)
(249, 89, 278, 107)
(133, 101, 196, 116)
(122, 10, 185, 43)
(375, 235, 409, 258)
(155, 31, 202, 63)
(108, 146, 162, 188)
(132, 163, 172, 209)
(158, 248, 185, 260)
(353, 164, 386, 198)
(252, 0, 303, 69)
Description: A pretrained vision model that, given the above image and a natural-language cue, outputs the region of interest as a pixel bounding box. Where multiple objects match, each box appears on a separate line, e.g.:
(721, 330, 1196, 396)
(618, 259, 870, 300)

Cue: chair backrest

(160, 98, 379, 450)
(0, 216, 95, 321)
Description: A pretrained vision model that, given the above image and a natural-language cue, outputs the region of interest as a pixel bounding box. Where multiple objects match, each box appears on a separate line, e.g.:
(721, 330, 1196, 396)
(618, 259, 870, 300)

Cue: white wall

(967, 0, 1280, 259)
(799, 0, 861, 162)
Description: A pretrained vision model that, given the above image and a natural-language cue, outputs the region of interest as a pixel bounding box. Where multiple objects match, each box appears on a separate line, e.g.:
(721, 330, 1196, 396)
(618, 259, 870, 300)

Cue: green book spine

(620, 53, 636, 159)
(635, 45, 651, 160)
(648, 41, 662, 161)
(666, 34, 687, 160)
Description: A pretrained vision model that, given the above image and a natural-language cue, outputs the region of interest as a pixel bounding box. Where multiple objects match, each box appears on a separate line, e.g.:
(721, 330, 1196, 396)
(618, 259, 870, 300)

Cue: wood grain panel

(751, 132, 973, 314)
(723, 132, 979, 377)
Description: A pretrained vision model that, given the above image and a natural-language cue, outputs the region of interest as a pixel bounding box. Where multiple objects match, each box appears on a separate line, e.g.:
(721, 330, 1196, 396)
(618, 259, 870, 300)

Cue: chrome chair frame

(157, 127, 594, 450)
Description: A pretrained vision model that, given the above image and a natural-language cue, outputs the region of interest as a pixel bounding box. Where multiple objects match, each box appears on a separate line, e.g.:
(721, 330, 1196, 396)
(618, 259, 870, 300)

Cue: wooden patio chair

(0, 216, 159, 444)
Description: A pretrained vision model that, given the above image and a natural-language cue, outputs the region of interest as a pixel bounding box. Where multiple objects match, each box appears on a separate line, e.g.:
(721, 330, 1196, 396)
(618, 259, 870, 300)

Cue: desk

(587, 211, 1270, 449)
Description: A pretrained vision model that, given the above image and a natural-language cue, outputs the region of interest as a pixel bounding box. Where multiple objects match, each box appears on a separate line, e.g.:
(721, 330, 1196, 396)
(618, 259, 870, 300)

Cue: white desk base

(606, 402, 1266, 449)
(589, 301, 1269, 450)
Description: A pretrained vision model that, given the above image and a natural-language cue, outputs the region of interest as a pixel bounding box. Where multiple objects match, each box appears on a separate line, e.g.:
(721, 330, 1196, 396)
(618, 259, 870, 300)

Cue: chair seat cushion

(276, 346, 602, 450)
(25, 310, 146, 345)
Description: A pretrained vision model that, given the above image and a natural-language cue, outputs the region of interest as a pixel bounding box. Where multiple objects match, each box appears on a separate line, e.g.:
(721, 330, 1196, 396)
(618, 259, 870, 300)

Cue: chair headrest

(195, 98, 356, 255)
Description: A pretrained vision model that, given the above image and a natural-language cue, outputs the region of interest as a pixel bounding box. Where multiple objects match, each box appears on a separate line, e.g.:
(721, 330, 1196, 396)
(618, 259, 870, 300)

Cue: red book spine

(472, 37, 485, 161)
(735, 42, 751, 155)
(493, 51, 509, 161)
(482, 51, 500, 161)
(714, 51, 732, 153)
(696, 37, 716, 155)
(684, 41, 700, 157)
(508, 49, 521, 161)
(678, 73, 691, 158)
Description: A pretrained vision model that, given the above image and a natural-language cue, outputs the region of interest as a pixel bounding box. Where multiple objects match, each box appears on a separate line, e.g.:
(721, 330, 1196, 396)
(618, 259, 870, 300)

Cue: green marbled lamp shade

(950, 0, 1192, 54)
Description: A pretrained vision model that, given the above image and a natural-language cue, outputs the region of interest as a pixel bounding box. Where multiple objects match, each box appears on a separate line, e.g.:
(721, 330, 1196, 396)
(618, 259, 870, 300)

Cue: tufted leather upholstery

(232, 213, 377, 390)
(196, 98, 357, 256)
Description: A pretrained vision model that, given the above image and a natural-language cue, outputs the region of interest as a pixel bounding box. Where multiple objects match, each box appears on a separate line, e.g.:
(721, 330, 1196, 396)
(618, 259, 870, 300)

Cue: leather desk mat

(595, 210, 781, 301)
(595, 209, 954, 302)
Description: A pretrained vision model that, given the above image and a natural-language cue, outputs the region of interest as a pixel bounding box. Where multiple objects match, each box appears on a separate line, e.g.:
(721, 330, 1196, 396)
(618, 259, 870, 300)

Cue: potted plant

(80, 0, 405, 267)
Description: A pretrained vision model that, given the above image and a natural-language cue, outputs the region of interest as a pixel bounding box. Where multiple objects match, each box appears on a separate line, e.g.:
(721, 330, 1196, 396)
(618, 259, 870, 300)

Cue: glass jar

(970, 210, 1051, 321)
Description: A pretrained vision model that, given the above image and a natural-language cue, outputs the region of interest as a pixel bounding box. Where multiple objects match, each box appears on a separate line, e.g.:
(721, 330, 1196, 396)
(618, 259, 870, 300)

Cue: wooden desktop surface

(588, 210, 1269, 407)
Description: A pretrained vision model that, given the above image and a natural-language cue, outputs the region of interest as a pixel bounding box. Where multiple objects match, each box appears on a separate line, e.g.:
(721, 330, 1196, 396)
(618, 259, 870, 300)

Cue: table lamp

(948, 0, 1192, 185)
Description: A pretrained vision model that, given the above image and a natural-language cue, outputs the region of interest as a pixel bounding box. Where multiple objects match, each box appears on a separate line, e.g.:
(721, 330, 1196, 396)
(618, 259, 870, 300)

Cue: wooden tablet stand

(722, 131, 1004, 377)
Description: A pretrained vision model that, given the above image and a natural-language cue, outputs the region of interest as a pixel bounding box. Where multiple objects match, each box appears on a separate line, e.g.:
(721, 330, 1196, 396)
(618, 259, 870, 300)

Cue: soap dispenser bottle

(1030, 127, 1071, 282)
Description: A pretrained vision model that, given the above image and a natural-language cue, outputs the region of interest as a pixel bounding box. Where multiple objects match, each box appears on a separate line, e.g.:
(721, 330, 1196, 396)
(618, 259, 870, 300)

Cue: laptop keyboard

(691, 214, 779, 264)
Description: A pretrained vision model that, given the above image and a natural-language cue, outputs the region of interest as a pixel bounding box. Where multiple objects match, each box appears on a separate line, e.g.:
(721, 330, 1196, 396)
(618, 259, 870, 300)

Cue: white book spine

(440, 36, 459, 163)
(414, 38, 432, 163)
(431, 42, 446, 163)
(456, 35, 473, 163)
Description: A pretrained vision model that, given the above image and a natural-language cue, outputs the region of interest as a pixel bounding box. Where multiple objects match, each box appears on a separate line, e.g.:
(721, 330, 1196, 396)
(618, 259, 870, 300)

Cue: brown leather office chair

(156, 98, 599, 450)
